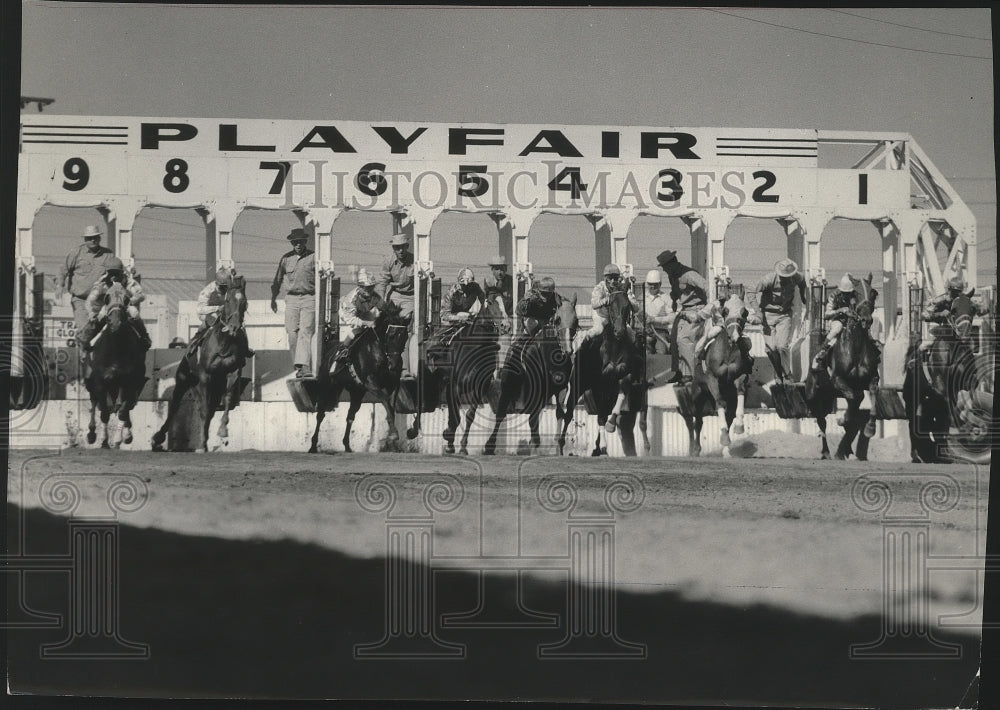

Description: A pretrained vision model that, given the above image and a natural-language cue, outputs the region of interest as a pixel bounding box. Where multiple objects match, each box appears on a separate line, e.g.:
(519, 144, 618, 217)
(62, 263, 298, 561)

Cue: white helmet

(357, 268, 376, 287)
(645, 269, 662, 285)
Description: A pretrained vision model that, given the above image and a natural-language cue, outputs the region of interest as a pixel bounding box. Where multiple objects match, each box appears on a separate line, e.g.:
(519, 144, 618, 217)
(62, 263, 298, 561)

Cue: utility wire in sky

(824, 9, 992, 42)
(702, 9, 992, 60)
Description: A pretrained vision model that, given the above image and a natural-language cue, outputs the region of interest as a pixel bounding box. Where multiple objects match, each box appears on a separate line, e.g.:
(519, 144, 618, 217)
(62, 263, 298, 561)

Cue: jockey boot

(811, 341, 833, 371)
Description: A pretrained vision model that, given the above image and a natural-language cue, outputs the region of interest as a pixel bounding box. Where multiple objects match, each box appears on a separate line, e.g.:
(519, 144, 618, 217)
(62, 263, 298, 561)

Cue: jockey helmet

(645, 269, 662, 285)
(458, 268, 475, 285)
(603, 264, 621, 278)
(837, 274, 855, 293)
(947, 275, 966, 293)
(537, 277, 556, 293)
(104, 257, 125, 282)
(356, 268, 376, 287)
(215, 268, 234, 288)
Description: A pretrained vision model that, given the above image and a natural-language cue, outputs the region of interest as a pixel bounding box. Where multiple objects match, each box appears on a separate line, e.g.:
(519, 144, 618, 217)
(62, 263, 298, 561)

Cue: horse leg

(836, 399, 860, 460)
(443, 395, 459, 454)
(342, 389, 364, 453)
(706, 377, 730, 452)
(216, 373, 238, 447)
(862, 386, 878, 440)
(382, 394, 400, 450)
(593, 416, 608, 456)
(152, 363, 193, 451)
(638, 408, 650, 455)
(556, 380, 578, 456)
(732, 373, 748, 435)
(87, 392, 98, 445)
(528, 408, 542, 452)
(99, 405, 111, 449)
(310, 407, 326, 454)
(459, 404, 477, 455)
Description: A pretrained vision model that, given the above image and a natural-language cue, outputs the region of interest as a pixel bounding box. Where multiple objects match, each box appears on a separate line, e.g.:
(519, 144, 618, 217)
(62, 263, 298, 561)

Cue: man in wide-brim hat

(378, 233, 417, 377)
(271, 228, 316, 377)
(752, 257, 807, 383)
(57, 225, 119, 342)
(656, 249, 710, 384)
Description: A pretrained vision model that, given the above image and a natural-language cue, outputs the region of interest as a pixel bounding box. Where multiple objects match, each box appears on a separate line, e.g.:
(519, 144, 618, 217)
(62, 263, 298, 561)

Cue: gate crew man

(378, 234, 416, 378)
(752, 258, 807, 384)
(57, 225, 118, 344)
(640, 270, 674, 355)
(657, 250, 710, 385)
(271, 228, 316, 378)
(484, 256, 515, 379)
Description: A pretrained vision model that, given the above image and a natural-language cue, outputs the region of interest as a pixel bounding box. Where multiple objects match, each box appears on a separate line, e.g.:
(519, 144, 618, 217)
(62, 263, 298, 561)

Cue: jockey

(426, 268, 486, 371)
(572, 264, 639, 351)
(919, 274, 987, 354)
(639, 270, 674, 355)
(186, 268, 253, 361)
(334, 268, 384, 364)
(515, 276, 561, 337)
(484, 256, 515, 378)
(693, 295, 755, 360)
(441, 268, 486, 325)
(79, 258, 152, 350)
(811, 273, 881, 371)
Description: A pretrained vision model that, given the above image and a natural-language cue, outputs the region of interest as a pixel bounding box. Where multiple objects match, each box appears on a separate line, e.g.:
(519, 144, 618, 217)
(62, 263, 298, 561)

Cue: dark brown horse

(558, 290, 644, 456)
(678, 295, 754, 457)
(481, 293, 578, 455)
(804, 274, 881, 460)
(416, 296, 507, 454)
(309, 298, 410, 453)
(85, 282, 147, 448)
(152, 277, 249, 452)
(902, 292, 989, 463)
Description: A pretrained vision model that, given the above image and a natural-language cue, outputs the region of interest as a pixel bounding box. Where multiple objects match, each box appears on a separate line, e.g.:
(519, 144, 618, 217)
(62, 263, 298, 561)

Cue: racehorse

(420, 297, 507, 454)
(902, 292, 983, 463)
(677, 294, 753, 457)
(479, 292, 578, 455)
(152, 276, 249, 453)
(308, 298, 410, 453)
(804, 274, 881, 460)
(558, 289, 644, 457)
(84, 282, 147, 448)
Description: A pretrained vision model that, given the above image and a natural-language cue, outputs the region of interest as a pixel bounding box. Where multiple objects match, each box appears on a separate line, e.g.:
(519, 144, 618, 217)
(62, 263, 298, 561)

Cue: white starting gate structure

(14, 116, 983, 449)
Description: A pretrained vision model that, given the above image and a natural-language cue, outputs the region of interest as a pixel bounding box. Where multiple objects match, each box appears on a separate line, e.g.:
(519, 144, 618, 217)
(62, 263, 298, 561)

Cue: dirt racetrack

(7, 447, 988, 707)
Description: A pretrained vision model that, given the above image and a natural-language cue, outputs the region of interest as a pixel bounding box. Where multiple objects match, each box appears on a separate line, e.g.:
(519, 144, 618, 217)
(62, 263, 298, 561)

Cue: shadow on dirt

(6, 504, 979, 707)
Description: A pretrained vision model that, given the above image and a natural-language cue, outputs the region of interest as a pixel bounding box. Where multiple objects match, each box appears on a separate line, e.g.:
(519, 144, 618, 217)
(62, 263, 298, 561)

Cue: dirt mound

(728, 430, 910, 462)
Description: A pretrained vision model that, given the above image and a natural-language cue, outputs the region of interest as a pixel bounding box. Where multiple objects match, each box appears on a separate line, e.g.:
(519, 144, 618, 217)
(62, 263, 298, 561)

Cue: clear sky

(19, 4, 996, 303)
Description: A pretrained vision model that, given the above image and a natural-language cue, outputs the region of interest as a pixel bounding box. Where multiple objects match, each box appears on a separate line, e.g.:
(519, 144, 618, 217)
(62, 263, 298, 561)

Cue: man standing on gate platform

(752, 258, 807, 384)
(657, 250, 710, 385)
(378, 233, 416, 378)
(57, 225, 118, 345)
(271, 228, 316, 378)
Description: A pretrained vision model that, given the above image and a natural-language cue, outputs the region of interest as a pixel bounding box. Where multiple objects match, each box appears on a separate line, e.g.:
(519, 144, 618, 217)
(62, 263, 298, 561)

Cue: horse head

(104, 282, 129, 333)
(606, 289, 634, 342)
(553, 292, 579, 353)
(471, 295, 507, 337)
(375, 297, 409, 374)
(219, 275, 247, 335)
(722, 294, 748, 344)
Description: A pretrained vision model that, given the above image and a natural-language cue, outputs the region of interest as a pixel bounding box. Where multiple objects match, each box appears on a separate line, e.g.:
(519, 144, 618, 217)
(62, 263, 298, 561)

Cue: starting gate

(14, 115, 984, 447)
(9, 265, 47, 410)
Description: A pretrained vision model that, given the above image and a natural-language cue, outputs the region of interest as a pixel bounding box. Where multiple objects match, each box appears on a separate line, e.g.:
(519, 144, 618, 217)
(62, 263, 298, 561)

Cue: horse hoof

(459, 447, 468, 456)
(445, 443, 455, 454)
(835, 453, 849, 461)
(732, 423, 745, 436)
(721, 432, 731, 447)
(87, 432, 97, 445)
(483, 449, 495, 456)
(101, 441, 110, 449)
(722, 446, 731, 459)
(821, 452, 831, 460)
(406, 427, 419, 440)
(308, 446, 318, 454)
(863, 424, 877, 439)
(123, 433, 133, 445)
